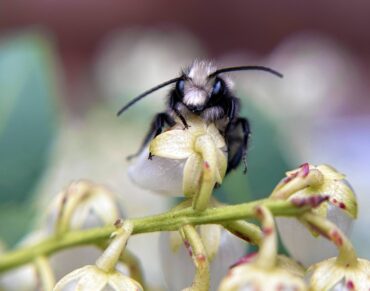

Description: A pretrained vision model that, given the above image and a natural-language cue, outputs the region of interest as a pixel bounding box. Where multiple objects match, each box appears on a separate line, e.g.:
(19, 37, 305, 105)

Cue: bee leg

(239, 118, 251, 174)
(173, 108, 189, 130)
(127, 112, 175, 161)
(168, 93, 189, 129)
(225, 117, 250, 174)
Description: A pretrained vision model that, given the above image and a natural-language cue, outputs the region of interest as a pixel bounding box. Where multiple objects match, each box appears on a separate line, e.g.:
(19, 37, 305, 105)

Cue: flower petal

(182, 153, 203, 198)
(53, 265, 91, 291)
(219, 264, 307, 291)
(160, 228, 246, 291)
(128, 148, 184, 196)
(169, 231, 184, 252)
(150, 130, 194, 159)
(277, 203, 353, 267)
(317, 164, 346, 180)
(70, 203, 91, 230)
(215, 149, 227, 184)
(88, 190, 121, 225)
(0, 264, 38, 291)
(194, 135, 217, 179)
(322, 180, 357, 219)
(199, 224, 221, 261)
(108, 272, 143, 291)
(206, 123, 226, 149)
(307, 257, 370, 291)
(75, 268, 107, 291)
(186, 115, 207, 133)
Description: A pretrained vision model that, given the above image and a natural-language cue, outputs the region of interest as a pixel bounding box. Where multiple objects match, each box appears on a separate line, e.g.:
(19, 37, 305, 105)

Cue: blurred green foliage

(0, 32, 59, 245)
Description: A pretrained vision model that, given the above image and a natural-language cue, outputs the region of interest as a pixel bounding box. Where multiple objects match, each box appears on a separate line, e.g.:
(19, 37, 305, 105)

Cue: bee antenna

(209, 66, 283, 78)
(117, 77, 181, 116)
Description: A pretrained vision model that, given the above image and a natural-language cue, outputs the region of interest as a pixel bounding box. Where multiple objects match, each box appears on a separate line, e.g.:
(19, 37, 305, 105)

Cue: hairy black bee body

(118, 60, 282, 174)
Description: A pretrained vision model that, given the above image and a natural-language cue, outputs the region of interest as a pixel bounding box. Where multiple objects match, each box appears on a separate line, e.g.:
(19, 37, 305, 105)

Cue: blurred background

(1, 1, 370, 289)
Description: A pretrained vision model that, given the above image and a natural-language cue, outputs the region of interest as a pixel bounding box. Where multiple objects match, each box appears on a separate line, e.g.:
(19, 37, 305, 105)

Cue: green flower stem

(97, 240, 146, 289)
(222, 220, 262, 246)
(302, 212, 358, 267)
(96, 221, 133, 273)
(34, 256, 55, 291)
(0, 199, 314, 273)
(181, 224, 210, 291)
(254, 206, 277, 270)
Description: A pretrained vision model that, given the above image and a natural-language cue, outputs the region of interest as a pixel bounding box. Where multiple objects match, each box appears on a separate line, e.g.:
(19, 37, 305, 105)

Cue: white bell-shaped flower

(218, 206, 307, 291)
(45, 181, 126, 280)
(54, 221, 142, 291)
(129, 115, 227, 211)
(53, 265, 142, 291)
(302, 212, 370, 290)
(46, 180, 124, 233)
(160, 224, 246, 291)
(272, 164, 357, 266)
(0, 231, 52, 291)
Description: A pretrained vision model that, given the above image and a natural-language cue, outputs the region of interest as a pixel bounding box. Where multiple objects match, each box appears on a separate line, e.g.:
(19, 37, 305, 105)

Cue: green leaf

(0, 32, 60, 244)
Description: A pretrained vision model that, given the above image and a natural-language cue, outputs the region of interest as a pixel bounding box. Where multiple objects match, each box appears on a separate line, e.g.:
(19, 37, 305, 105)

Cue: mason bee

(117, 60, 282, 174)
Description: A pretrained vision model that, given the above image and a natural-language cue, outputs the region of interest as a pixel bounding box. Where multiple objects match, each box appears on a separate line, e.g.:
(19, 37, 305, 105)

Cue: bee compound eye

(176, 79, 185, 95)
(212, 78, 224, 95)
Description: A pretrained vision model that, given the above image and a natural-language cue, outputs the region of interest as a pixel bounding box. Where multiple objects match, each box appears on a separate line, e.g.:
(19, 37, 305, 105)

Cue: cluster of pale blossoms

(0, 115, 369, 291)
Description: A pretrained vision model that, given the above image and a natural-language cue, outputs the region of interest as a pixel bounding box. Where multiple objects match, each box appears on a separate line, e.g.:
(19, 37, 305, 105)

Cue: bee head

(116, 61, 282, 117)
(175, 61, 233, 114)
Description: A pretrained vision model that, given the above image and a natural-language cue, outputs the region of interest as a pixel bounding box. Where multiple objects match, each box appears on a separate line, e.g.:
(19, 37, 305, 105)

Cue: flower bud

(46, 180, 124, 233)
(0, 263, 38, 291)
(53, 265, 142, 291)
(219, 254, 306, 291)
(54, 221, 142, 291)
(274, 164, 357, 266)
(45, 181, 126, 280)
(277, 204, 352, 267)
(307, 257, 370, 291)
(300, 212, 370, 290)
(0, 231, 50, 291)
(218, 206, 307, 291)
